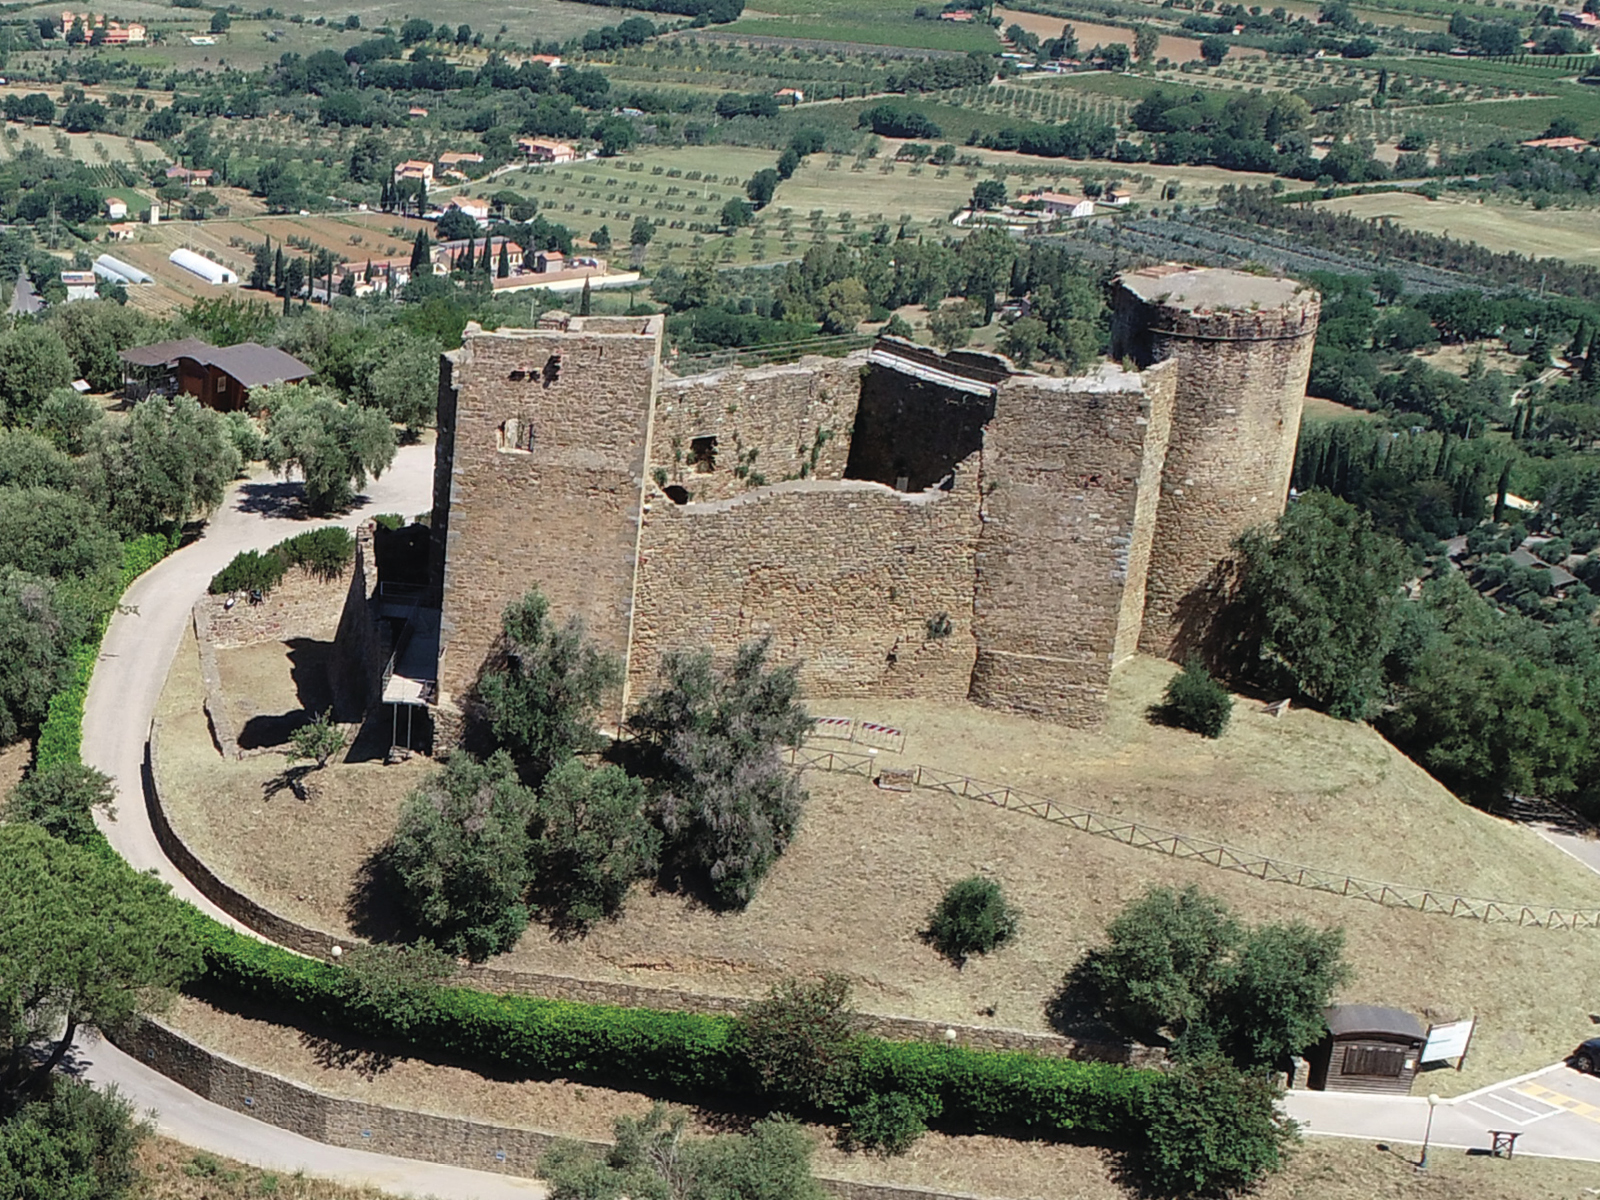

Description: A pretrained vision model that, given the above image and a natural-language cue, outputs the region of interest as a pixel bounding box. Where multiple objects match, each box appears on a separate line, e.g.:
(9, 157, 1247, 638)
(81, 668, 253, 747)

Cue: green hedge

(40, 525, 1159, 1153)
(208, 527, 355, 596)
(37, 531, 177, 771)
(196, 916, 1152, 1137)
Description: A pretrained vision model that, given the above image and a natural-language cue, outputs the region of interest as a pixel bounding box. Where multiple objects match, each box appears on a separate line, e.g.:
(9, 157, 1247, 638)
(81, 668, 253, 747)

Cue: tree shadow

(234, 480, 313, 519)
(262, 763, 313, 802)
(346, 843, 412, 944)
(1045, 957, 1134, 1052)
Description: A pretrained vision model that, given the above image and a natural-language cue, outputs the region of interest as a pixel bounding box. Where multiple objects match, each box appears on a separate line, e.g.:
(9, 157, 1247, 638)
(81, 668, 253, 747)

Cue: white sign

(1422, 1017, 1475, 1064)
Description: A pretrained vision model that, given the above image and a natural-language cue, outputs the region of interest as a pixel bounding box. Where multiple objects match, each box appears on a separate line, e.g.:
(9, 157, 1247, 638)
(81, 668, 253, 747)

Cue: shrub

(534, 760, 660, 930)
(1137, 1055, 1295, 1197)
(4, 760, 115, 845)
(208, 549, 285, 597)
(629, 637, 811, 909)
(845, 1091, 937, 1156)
(286, 709, 346, 770)
(207, 527, 353, 596)
(737, 974, 862, 1111)
(387, 750, 538, 960)
(474, 587, 623, 780)
(1157, 658, 1232, 739)
(924, 876, 1019, 965)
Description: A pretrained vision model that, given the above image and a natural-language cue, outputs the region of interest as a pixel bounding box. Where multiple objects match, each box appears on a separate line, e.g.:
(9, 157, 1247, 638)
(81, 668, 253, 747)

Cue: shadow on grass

(345, 843, 412, 945)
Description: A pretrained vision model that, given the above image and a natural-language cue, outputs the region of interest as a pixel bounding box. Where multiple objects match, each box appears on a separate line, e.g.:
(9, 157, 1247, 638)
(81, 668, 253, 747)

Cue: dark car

(1574, 1037, 1600, 1074)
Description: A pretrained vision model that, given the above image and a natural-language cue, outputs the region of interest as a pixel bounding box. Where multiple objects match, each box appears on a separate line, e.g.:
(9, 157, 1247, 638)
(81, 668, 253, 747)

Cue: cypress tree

(1584, 332, 1600, 383)
(1569, 319, 1589, 362)
(409, 228, 431, 272)
(273, 245, 284, 292)
(497, 240, 510, 278)
(579, 275, 592, 316)
(464, 233, 476, 273)
(480, 236, 493, 274)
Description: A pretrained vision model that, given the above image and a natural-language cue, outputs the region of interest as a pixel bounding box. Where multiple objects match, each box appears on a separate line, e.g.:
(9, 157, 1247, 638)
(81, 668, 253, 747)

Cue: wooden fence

(786, 746, 1600, 931)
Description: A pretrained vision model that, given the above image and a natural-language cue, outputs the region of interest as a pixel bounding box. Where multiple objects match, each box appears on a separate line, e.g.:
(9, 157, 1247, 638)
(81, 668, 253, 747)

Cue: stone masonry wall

(970, 367, 1172, 725)
(630, 472, 981, 702)
(200, 566, 348, 649)
(1112, 360, 1176, 665)
(651, 353, 864, 502)
(1116, 282, 1321, 657)
(434, 317, 663, 714)
(120, 1018, 1057, 1199)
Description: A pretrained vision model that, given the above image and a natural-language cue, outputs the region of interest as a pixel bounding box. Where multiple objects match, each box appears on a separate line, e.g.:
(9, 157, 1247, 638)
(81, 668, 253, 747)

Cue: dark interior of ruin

(843, 366, 995, 492)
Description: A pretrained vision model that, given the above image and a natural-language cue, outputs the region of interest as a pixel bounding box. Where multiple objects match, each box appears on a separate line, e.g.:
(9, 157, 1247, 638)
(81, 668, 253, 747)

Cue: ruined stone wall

(1114, 284, 1321, 657)
(1112, 360, 1176, 665)
(199, 567, 347, 649)
(970, 367, 1173, 725)
(631, 473, 980, 701)
(433, 317, 663, 712)
(651, 354, 864, 502)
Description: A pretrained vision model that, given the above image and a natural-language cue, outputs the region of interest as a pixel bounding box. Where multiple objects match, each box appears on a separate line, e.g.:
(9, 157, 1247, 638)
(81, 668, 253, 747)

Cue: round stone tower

(1110, 264, 1321, 657)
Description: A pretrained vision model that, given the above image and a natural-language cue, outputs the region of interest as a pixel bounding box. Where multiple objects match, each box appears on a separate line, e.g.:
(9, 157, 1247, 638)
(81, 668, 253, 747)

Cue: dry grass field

(161, 991, 1600, 1200)
(132, 1135, 396, 1200)
(1315, 192, 1600, 267)
(156, 618, 1600, 1095)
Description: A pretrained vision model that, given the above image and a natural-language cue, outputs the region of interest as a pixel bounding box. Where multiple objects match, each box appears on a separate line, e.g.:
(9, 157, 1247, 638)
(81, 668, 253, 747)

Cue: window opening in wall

(497, 417, 534, 453)
(542, 355, 562, 387)
(688, 435, 717, 473)
(663, 484, 690, 505)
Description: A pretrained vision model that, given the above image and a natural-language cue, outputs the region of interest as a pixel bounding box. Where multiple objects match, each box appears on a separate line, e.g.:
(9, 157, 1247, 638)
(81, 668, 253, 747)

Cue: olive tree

(258, 383, 396, 514)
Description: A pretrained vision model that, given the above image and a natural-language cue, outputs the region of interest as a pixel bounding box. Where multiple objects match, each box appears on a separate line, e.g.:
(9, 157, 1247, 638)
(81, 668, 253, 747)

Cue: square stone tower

(430, 314, 665, 719)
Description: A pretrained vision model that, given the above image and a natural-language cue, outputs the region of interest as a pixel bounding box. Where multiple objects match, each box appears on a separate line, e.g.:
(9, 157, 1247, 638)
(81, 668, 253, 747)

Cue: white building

(103, 197, 127, 220)
(61, 270, 98, 301)
(1020, 191, 1096, 219)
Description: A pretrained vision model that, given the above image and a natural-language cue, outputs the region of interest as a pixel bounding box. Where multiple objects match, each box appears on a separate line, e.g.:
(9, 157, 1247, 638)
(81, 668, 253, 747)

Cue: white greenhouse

(92, 254, 154, 285)
(168, 247, 237, 285)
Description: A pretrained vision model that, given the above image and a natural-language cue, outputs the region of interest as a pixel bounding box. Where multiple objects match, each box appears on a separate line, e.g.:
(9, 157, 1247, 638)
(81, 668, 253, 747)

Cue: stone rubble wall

(654, 354, 865, 501)
(433, 320, 664, 715)
(970, 368, 1172, 725)
(118, 1017, 1029, 1200)
(200, 566, 348, 649)
(631, 472, 982, 702)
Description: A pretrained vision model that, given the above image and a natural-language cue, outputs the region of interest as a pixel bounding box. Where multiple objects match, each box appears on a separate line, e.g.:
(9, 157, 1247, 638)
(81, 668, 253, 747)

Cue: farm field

(99, 210, 431, 315)
(993, 7, 1216, 63)
(723, 12, 1002, 53)
(461, 143, 1279, 268)
(1315, 192, 1600, 266)
(159, 625, 1600, 1095)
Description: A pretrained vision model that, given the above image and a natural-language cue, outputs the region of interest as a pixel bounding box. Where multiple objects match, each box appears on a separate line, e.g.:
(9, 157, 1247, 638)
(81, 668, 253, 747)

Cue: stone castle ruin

(357, 265, 1320, 747)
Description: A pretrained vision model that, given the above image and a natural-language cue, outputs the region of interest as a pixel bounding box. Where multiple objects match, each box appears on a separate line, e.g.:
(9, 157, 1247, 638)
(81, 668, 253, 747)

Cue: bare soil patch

(134, 1133, 394, 1200)
(159, 630, 1600, 1092)
(0, 739, 30, 799)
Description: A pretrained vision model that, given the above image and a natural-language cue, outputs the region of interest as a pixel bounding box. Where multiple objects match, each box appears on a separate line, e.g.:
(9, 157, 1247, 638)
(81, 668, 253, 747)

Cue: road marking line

(1468, 1099, 1539, 1126)
(1516, 1082, 1600, 1126)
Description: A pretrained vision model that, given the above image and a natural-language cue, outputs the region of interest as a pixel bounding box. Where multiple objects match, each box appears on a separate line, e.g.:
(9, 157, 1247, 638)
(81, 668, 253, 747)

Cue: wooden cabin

(1309, 1005, 1426, 1094)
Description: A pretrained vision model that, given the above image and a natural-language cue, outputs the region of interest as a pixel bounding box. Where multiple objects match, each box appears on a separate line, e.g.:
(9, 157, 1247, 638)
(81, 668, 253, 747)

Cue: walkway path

(77, 449, 549, 1198)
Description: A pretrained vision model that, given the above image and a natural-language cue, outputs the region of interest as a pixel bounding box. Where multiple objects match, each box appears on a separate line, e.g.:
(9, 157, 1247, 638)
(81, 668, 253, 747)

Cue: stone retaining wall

(145, 723, 1154, 1064)
(201, 565, 350, 649)
(117, 1019, 1004, 1200)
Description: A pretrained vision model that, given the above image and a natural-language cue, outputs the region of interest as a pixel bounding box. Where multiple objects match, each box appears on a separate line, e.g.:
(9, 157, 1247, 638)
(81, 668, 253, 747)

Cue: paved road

(77, 449, 553, 1197)
(1287, 1063, 1600, 1163)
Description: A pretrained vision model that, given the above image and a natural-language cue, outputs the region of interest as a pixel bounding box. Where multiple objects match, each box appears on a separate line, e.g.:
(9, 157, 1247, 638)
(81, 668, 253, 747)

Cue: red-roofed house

(776, 87, 804, 104)
(940, 10, 974, 20)
(394, 160, 435, 184)
(164, 166, 213, 185)
(1521, 135, 1592, 151)
(518, 137, 577, 163)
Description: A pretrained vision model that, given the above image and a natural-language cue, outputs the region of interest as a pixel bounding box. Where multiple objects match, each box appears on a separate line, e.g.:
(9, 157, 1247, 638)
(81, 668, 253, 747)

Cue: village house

(393, 160, 434, 184)
(444, 197, 490, 226)
(407, 106, 429, 117)
(61, 271, 98, 302)
(438, 151, 484, 169)
(334, 258, 413, 295)
(118, 339, 313, 412)
(517, 137, 577, 163)
(1019, 191, 1097, 219)
(1520, 135, 1592, 151)
(104, 223, 136, 242)
(103, 197, 127, 220)
(775, 87, 804, 104)
(164, 166, 214, 186)
(1102, 189, 1132, 206)
(60, 11, 146, 42)
(940, 9, 974, 20)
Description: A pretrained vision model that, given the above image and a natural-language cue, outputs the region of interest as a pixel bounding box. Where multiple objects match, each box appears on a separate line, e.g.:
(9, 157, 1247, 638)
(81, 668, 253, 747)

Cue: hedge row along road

(64, 447, 541, 1198)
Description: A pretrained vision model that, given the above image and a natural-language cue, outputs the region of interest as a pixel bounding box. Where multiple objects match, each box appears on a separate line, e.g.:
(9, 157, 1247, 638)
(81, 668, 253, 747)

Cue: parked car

(1573, 1037, 1600, 1073)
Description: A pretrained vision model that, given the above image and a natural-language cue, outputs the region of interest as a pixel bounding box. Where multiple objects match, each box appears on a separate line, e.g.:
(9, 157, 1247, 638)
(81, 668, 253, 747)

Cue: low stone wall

(117, 1018, 1003, 1200)
(144, 724, 1154, 1064)
(201, 565, 350, 649)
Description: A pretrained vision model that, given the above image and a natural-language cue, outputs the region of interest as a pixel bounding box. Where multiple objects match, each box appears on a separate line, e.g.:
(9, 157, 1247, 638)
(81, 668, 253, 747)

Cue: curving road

(79, 448, 546, 1198)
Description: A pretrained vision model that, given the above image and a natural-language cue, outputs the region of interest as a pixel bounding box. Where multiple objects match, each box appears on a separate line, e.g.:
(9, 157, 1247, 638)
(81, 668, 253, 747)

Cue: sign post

(1421, 1016, 1476, 1072)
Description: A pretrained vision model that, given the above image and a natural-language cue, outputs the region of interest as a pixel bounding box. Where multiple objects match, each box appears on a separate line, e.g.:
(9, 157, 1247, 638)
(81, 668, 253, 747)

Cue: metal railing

(786, 748, 1600, 931)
